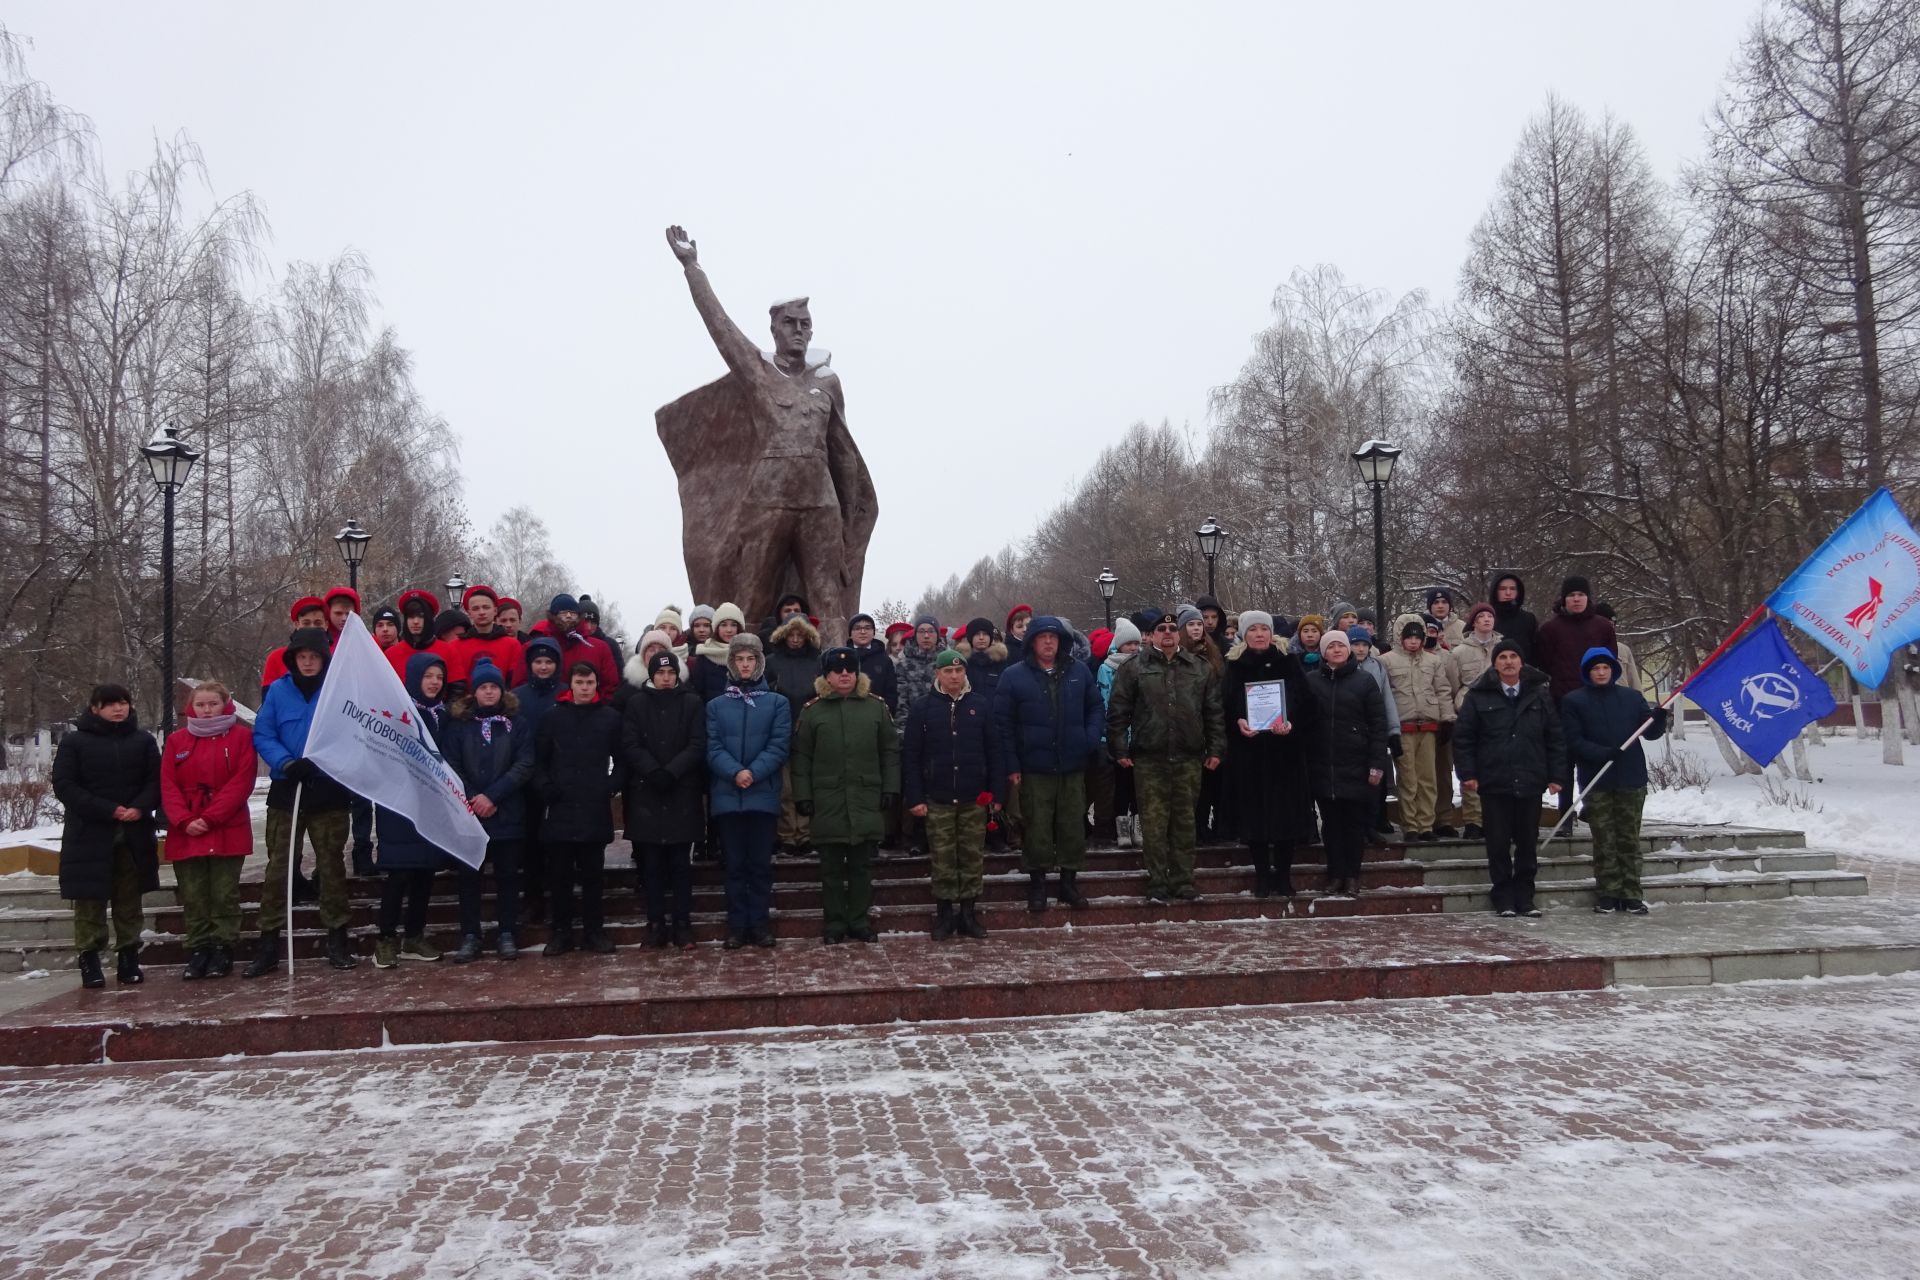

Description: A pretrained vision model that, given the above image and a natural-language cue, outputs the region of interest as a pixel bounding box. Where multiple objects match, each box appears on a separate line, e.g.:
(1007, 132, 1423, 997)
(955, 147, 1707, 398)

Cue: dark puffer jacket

(536, 693, 626, 844)
(445, 697, 536, 842)
(1533, 599, 1619, 702)
(902, 687, 1005, 808)
(1300, 659, 1389, 801)
(964, 641, 1010, 702)
(52, 709, 162, 902)
(1559, 649, 1666, 792)
(1488, 572, 1539, 664)
(851, 638, 899, 714)
(992, 619, 1106, 778)
(621, 683, 708, 844)
(764, 617, 823, 721)
(1452, 666, 1566, 797)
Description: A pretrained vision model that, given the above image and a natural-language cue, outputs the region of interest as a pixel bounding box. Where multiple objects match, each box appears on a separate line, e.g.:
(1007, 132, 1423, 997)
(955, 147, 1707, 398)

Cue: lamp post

(1351, 440, 1403, 629)
(1194, 516, 1227, 600)
(334, 519, 371, 592)
(1096, 567, 1118, 631)
(140, 423, 200, 734)
(445, 571, 467, 605)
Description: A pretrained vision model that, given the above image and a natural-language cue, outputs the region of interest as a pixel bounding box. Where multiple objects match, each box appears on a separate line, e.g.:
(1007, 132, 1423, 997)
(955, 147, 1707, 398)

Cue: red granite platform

(0, 914, 1604, 1067)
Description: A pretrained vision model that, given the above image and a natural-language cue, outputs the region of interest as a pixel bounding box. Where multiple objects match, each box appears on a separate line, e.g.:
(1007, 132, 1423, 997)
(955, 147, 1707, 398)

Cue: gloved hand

(283, 758, 317, 783)
(1650, 707, 1670, 733)
(795, 800, 813, 817)
(1607, 748, 1629, 769)
(1389, 735, 1403, 759)
(647, 767, 675, 791)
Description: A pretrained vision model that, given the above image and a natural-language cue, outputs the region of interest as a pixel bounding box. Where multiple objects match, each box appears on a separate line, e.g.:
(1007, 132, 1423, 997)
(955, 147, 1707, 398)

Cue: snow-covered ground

(1644, 732, 1919, 864)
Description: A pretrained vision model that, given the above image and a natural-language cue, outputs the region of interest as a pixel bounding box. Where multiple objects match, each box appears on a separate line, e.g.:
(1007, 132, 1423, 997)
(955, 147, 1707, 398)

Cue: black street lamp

(140, 423, 200, 733)
(334, 519, 372, 592)
(1351, 440, 1403, 628)
(1096, 567, 1118, 630)
(1194, 516, 1227, 600)
(445, 571, 467, 605)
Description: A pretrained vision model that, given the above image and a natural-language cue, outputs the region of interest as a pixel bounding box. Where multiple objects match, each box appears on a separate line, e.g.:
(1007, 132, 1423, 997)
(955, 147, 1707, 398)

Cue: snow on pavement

(2, 979, 1919, 1278)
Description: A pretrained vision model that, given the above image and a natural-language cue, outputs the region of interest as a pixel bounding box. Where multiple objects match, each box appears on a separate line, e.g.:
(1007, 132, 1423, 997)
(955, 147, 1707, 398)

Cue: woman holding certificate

(1222, 611, 1317, 899)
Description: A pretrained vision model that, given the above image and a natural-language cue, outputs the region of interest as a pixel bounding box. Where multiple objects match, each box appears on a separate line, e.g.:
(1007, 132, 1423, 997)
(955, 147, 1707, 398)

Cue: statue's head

(769, 297, 812, 360)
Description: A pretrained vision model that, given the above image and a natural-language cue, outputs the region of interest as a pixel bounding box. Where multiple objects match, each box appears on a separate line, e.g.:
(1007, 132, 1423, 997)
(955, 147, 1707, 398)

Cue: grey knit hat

(1238, 609, 1275, 634)
(1175, 604, 1204, 628)
(688, 604, 716, 625)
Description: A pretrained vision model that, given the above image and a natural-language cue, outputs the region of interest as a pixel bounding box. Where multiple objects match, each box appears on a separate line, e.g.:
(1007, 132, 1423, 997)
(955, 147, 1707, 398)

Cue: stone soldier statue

(658, 226, 879, 645)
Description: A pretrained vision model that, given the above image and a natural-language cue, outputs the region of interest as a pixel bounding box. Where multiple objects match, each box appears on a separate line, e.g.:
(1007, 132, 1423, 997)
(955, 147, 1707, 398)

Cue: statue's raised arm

(665, 224, 763, 385)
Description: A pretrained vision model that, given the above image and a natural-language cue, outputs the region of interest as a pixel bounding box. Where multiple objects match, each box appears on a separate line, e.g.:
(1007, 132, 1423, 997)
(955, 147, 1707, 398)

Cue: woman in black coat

(622, 652, 708, 950)
(1222, 613, 1316, 899)
(446, 659, 536, 961)
(537, 662, 626, 955)
(1299, 632, 1388, 898)
(51, 683, 161, 988)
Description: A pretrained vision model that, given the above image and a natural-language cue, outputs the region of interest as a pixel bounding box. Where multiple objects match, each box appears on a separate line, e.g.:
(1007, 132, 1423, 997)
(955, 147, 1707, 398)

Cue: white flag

(301, 612, 489, 869)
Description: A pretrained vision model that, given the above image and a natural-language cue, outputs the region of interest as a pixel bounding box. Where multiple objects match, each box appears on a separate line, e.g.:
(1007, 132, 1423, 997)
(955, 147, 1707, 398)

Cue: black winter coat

(374, 702, 461, 872)
(52, 710, 161, 901)
(765, 642, 822, 721)
(1560, 680, 1666, 792)
(1452, 667, 1567, 797)
(621, 684, 708, 844)
(446, 708, 536, 841)
(1300, 660, 1389, 801)
(1222, 646, 1318, 844)
(852, 639, 899, 714)
(1488, 573, 1539, 664)
(687, 653, 732, 704)
(536, 696, 626, 844)
(902, 689, 1005, 808)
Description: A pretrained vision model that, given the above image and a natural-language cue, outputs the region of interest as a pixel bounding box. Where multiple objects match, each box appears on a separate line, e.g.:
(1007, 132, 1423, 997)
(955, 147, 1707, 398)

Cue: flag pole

(1541, 602, 1770, 850)
(285, 782, 302, 977)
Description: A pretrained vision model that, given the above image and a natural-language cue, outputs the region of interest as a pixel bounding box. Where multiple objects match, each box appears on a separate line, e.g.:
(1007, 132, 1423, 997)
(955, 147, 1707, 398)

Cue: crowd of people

(49, 572, 1666, 987)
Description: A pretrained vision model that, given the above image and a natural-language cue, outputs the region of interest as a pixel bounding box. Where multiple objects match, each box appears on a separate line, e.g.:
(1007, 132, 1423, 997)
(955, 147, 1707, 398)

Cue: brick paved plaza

(3, 975, 1918, 1278)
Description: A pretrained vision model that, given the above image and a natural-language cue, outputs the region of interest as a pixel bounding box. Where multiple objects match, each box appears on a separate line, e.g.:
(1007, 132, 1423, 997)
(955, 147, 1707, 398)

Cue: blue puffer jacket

(705, 674, 792, 816)
(903, 688, 1005, 807)
(992, 617, 1106, 777)
(374, 653, 459, 872)
(1559, 647, 1666, 792)
(445, 702, 536, 841)
(255, 671, 353, 812)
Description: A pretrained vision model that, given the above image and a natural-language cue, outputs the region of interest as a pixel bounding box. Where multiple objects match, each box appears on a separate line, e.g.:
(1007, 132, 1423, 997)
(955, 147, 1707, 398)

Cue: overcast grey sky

(12, 1, 1759, 628)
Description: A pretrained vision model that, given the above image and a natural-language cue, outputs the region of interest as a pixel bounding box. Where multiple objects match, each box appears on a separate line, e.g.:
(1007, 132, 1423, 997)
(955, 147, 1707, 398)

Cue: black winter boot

(958, 900, 988, 940)
(78, 950, 106, 989)
(183, 947, 212, 980)
(449, 934, 483, 965)
(207, 944, 234, 978)
(931, 900, 956, 941)
(497, 933, 519, 961)
(116, 946, 144, 985)
(326, 926, 358, 970)
(1250, 847, 1274, 899)
(1027, 873, 1048, 913)
(644, 919, 670, 949)
(1056, 871, 1089, 910)
(243, 932, 281, 979)
(1274, 845, 1297, 899)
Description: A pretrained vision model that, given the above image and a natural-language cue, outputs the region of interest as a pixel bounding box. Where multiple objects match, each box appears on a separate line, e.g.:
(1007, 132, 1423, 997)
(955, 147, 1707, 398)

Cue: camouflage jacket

(1106, 644, 1227, 761)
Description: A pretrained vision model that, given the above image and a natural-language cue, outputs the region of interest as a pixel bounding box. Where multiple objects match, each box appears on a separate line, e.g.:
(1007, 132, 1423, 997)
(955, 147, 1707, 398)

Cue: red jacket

(461, 630, 525, 685)
(529, 620, 619, 692)
(159, 713, 257, 860)
(387, 638, 468, 686)
(261, 646, 288, 693)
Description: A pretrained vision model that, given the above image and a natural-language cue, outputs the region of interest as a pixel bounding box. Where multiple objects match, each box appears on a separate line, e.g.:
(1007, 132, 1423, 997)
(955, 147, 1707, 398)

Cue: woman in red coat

(160, 682, 259, 980)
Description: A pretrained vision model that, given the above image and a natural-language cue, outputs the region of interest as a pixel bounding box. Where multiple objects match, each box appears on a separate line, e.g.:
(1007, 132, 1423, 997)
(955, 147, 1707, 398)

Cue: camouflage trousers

(1019, 772, 1087, 874)
(925, 801, 987, 901)
(1586, 787, 1647, 899)
(1135, 758, 1203, 897)
(261, 806, 352, 931)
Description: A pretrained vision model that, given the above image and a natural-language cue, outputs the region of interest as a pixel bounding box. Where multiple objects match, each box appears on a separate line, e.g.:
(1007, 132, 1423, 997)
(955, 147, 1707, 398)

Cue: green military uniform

(259, 806, 352, 932)
(1107, 644, 1226, 899)
(1585, 788, 1647, 901)
(173, 857, 245, 949)
(927, 803, 988, 901)
(793, 674, 901, 940)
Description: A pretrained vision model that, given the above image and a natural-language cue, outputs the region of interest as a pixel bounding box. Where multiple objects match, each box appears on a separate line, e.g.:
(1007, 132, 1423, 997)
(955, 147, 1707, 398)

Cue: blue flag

(1685, 618, 1837, 766)
(1767, 487, 1920, 686)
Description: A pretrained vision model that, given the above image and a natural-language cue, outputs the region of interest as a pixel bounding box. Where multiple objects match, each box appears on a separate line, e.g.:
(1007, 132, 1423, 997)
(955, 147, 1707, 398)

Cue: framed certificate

(1245, 679, 1288, 730)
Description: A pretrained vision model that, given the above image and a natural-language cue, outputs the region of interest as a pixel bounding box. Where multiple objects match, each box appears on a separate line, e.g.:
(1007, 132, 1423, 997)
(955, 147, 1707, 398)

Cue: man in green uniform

(1107, 611, 1226, 902)
(793, 646, 901, 943)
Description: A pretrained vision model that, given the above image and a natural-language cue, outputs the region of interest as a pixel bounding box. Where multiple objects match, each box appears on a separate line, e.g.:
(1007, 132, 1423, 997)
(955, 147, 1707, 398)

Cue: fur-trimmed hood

(771, 615, 822, 652)
(968, 640, 1008, 666)
(811, 672, 875, 700)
